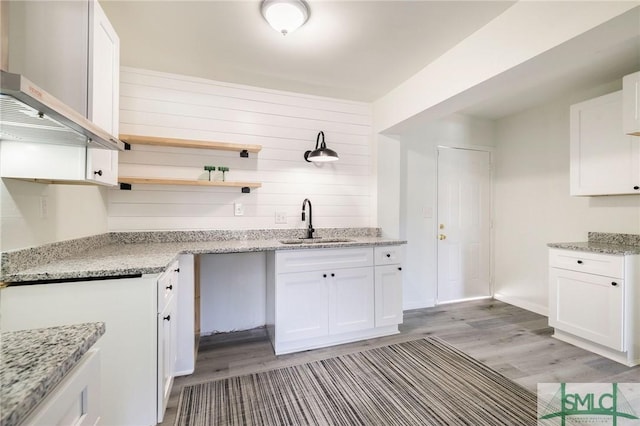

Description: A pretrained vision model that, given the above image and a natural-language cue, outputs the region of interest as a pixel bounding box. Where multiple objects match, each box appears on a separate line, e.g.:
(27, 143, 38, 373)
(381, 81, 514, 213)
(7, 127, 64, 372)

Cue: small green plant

(204, 165, 216, 181)
(219, 166, 229, 181)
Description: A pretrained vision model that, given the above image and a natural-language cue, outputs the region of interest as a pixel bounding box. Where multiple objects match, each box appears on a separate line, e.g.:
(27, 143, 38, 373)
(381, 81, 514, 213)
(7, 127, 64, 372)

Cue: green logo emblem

(539, 383, 639, 425)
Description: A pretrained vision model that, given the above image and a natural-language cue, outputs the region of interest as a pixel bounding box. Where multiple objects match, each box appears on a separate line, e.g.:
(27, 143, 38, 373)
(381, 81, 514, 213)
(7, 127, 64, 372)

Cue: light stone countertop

(547, 232, 640, 255)
(3, 237, 406, 283)
(0, 322, 105, 426)
(547, 241, 640, 255)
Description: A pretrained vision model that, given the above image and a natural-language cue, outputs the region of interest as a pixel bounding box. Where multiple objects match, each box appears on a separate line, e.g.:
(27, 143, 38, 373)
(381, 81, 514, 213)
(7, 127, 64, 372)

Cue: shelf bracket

(241, 187, 251, 193)
(240, 150, 249, 158)
(123, 142, 131, 151)
(119, 183, 132, 190)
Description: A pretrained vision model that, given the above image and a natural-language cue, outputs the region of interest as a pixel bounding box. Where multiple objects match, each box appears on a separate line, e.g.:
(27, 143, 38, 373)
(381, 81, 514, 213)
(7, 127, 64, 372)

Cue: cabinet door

(157, 297, 176, 423)
(570, 91, 640, 196)
(275, 271, 329, 342)
(623, 71, 640, 136)
(328, 267, 374, 335)
(374, 265, 403, 327)
(86, 0, 120, 186)
(549, 268, 624, 351)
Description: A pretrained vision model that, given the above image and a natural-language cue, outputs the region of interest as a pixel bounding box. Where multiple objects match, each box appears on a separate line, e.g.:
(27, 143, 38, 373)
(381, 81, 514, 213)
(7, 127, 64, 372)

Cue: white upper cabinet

(570, 91, 640, 196)
(623, 71, 640, 136)
(86, 0, 120, 186)
(1, 0, 120, 185)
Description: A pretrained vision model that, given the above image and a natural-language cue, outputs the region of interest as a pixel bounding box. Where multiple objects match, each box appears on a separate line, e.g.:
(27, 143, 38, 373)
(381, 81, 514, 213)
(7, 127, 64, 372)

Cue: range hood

(0, 70, 124, 151)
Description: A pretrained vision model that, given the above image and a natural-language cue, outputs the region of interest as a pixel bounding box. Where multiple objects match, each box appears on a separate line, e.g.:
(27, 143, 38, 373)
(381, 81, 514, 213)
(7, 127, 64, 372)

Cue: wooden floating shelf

(119, 134, 262, 156)
(118, 177, 261, 193)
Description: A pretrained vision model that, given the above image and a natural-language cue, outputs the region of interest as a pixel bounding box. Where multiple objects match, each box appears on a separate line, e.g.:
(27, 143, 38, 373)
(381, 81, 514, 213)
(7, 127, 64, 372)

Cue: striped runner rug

(175, 337, 537, 425)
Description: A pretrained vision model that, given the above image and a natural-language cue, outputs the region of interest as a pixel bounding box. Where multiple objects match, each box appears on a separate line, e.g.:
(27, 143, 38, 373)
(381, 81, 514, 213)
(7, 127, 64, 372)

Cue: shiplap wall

(109, 67, 375, 231)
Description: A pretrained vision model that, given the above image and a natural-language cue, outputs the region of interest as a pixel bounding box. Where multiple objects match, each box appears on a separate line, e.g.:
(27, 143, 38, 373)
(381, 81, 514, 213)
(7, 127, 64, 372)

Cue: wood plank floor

(160, 299, 639, 425)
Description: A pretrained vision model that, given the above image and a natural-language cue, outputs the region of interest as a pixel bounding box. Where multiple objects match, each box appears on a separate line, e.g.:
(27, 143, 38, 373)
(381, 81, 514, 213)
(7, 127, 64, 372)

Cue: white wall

(379, 115, 495, 310)
(0, 179, 108, 251)
(110, 68, 375, 332)
(493, 80, 640, 315)
(373, 1, 637, 133)
(110, 67, 374, 232)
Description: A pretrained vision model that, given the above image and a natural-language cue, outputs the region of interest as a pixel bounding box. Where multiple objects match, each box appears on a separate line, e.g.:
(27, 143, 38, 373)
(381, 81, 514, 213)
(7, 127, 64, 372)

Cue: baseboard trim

(403, 298, 436, 310)
(493, 293, 548, 316)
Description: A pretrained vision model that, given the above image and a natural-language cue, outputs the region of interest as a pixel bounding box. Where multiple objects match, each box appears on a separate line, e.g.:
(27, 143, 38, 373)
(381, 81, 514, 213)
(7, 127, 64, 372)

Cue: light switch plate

(234, 203, 244, 216)
(275, 211, 287, 224)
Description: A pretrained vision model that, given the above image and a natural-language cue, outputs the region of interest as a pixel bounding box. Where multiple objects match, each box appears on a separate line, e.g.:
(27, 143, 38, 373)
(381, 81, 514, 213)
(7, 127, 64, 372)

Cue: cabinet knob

(93, 170, 103, 176)
(634, 186, 640, 190)
(398, 267, 402, 271)
(166, 284, 173, 290)
(323, 274, 327, 278)
(163, 315, 171, 321)
(331, 273, 335, 277)
(386, 253, 391, 258)
(577, 260, 583, 264)
(611, 282, 618, 286)
(174, 268, 180, 273)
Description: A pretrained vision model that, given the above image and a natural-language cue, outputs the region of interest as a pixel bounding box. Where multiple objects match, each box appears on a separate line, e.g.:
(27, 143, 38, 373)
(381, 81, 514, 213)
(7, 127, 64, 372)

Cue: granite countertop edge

(1, 322, 105, 426)
(3, 238, 407, 284)
(547, 241, 640, 255)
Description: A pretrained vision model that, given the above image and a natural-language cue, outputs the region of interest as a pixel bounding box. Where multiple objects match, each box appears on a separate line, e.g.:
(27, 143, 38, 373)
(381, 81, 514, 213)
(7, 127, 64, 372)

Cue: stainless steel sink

(279, 238, 353, 245)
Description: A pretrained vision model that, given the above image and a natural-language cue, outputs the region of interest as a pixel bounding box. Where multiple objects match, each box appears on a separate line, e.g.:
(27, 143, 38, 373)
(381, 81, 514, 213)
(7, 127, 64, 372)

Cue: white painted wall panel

(109, 67, 374, 232)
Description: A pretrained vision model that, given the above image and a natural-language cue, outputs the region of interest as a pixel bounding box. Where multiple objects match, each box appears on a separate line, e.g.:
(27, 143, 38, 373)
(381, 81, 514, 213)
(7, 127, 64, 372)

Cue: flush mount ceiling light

(261, 0, 310, 36)
(304, 131, 339, 162)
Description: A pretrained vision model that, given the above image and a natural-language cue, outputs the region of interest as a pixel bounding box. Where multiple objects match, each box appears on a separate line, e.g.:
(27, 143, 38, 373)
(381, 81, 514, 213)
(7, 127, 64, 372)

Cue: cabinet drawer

(276, 247, 373, 274)
(549, 249, 624, 278)
(374, 246, 403, 265)
(158, 261, 178, 312)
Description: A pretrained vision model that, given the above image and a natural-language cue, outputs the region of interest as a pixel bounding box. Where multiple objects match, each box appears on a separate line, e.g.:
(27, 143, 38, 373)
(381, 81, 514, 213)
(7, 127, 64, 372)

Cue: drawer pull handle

(386, 253, 391, 258)
(612, 282, 618, 286)
(166, 285, 173, 290)
(163, 315, 171, 321)
(577, 260, 583, 264)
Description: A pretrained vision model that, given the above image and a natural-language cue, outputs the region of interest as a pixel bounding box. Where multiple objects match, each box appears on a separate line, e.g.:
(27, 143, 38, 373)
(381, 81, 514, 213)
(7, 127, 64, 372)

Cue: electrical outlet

(275, 211, 287, 224)
(234, 203, 244, 216)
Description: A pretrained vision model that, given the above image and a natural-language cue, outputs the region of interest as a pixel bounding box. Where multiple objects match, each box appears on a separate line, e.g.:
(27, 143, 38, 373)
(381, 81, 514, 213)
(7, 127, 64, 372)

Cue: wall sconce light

(261, 0, 310, 36)
(304, 131, 339, 162)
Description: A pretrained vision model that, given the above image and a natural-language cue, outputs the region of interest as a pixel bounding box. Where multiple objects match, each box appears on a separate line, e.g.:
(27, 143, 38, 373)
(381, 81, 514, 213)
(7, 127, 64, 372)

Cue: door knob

(438, 234, 447, 240)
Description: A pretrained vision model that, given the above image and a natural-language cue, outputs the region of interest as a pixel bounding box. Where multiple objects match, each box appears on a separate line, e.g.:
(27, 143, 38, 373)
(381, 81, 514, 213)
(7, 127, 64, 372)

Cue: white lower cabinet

(548, 248, 639, 366)
(22, 349, 101, 426)
(0, 259, 187, 425)
(267, 245, 403, 355)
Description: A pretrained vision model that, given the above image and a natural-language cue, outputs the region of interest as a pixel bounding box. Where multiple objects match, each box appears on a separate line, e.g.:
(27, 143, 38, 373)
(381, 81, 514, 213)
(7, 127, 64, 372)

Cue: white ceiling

(101, 1, 640, 121)
(101, 0, 515, 102)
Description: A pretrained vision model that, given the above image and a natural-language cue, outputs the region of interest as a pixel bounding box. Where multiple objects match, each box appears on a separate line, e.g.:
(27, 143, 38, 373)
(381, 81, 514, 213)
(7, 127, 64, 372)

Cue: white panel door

(549, 268, 624, 351)
(276, 271, 329, 342)
(570, 91, 639, 195)
(328, 267, 375, 334)
(86, 0, 119, 186)
(374, 265, 403, 327)
(437, 147, 491, 303)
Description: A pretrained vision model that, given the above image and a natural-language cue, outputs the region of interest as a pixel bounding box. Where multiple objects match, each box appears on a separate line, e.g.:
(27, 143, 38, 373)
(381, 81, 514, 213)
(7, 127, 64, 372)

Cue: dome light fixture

(261, 0, 310, 36)
(304, 131, 339, 163)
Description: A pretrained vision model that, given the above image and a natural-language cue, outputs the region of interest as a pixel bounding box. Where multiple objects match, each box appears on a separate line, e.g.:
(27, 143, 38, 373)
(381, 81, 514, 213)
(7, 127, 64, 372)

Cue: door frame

(435, 145, 495, 305)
